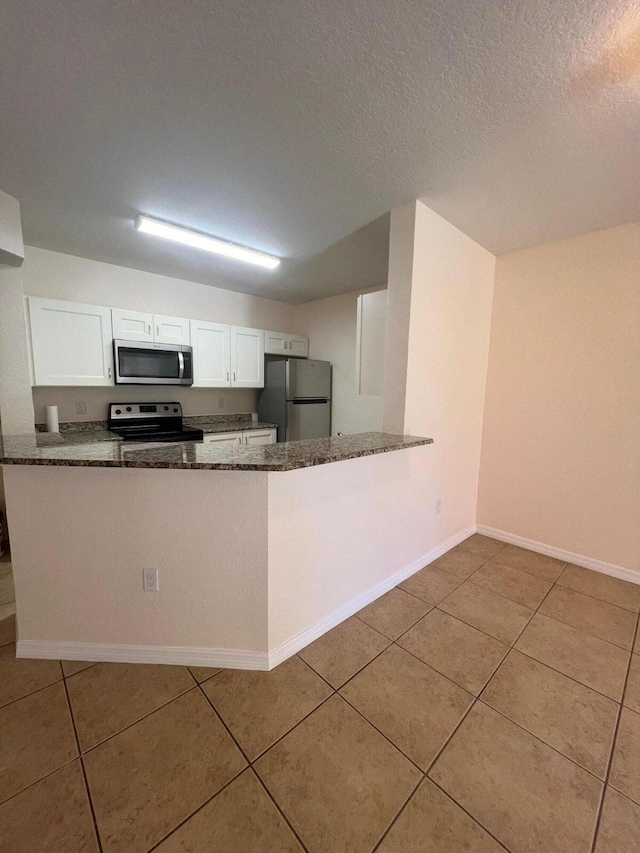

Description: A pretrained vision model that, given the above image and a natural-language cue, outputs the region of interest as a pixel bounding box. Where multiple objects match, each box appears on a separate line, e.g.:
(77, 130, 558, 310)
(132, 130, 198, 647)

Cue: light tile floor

(1, 537, 640, 852)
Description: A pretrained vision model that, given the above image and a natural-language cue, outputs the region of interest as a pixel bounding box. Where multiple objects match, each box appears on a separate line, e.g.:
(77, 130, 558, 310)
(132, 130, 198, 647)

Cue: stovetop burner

(107, 402, 204, 443)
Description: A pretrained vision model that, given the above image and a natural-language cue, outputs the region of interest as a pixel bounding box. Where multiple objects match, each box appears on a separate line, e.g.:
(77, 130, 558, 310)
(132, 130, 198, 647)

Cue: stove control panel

(109, 402, 182, 420)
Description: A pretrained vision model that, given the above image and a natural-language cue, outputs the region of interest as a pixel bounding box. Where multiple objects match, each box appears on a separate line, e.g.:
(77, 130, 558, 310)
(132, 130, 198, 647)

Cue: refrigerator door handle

(290, 397, 329, 404)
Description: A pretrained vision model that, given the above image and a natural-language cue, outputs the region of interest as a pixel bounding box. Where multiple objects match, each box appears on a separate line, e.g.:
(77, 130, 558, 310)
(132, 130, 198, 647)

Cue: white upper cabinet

(190, 320, 231, 387)
(154, 315, 190, 346)
(112, 308, 153, 342)
(28, 297, 114, 386)
(288, 334, 309, 358)
(112, 309, 189, 345)
(230, 327, 264, 388)
(264, 330, 288, 356)
(265, 330, 308, 358)
(27, 295, 301, 388)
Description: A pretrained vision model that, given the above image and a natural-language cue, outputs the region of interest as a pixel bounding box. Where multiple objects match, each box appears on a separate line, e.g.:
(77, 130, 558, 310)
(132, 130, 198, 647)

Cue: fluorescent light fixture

(135, 215, 280, 269)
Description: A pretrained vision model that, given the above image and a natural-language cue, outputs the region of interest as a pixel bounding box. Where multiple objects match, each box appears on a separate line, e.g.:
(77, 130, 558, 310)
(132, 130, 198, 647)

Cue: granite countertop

(183, 416, 277, 434)
(0, 432, 433, 472)
(34, 414, 277, 440)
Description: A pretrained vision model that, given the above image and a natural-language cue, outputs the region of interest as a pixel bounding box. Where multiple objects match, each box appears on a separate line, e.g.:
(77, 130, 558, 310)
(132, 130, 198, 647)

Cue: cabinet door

(202, 432, 242, 446)
(288, 335, 309, 358)
(242, 429, 277, 446)
(28, 297, 114, 386)
(154, 315, 191, 345)
(230, 327, 264, 388)
(264, 330, 289, 356)
(190, 320, 231, 387)
(112, 308, 153, 342)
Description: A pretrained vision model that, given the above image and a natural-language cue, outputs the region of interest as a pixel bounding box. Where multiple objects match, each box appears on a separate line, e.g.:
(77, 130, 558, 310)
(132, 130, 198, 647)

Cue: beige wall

(294, 289, 385, 435)
(6, 465, 270, 655)
(0, 191, 34, 438)
(478, 222, 640, 572)
(7, 445, 437, 666)
(384, 201, 496, 546)
(382, 203, 416, 434)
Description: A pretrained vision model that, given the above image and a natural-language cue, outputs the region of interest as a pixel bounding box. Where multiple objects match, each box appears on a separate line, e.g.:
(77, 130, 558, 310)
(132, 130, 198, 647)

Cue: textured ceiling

(1, 1, 639, 303)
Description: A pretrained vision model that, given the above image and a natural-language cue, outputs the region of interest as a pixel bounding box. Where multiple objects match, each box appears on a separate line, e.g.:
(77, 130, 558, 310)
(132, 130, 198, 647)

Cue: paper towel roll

(46, 405, 60, 433)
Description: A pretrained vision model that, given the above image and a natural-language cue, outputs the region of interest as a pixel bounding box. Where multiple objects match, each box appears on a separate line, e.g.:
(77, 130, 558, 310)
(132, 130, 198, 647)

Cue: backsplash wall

(32, 386, 259, 424)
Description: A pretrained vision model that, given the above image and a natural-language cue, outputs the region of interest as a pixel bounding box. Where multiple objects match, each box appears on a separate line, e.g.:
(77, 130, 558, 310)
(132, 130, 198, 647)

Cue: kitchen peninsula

(1, 431, 433, 670)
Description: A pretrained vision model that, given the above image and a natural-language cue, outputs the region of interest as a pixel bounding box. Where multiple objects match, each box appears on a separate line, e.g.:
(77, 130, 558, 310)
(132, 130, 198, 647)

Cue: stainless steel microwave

(113, 340, 194, 385)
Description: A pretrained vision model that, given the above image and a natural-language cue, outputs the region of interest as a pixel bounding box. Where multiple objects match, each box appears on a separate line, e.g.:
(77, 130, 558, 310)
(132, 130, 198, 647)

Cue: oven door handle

(177, 351, 185, 380)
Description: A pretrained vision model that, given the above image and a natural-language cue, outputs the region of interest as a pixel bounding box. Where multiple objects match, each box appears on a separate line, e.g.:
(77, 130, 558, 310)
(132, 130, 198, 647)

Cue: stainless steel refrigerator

(258, 358, 331, 442)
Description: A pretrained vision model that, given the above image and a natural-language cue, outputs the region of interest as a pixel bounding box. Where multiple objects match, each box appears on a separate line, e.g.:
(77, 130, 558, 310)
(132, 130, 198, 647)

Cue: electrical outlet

(436, 498, 442, 514)
(218, 397, 225, 409)
(75, 402, 86, 415)
(143, 569, 159, 592)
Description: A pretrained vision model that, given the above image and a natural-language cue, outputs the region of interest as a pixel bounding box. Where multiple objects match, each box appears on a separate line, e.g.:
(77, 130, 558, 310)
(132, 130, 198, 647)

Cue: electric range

(107, 402, 204, 443)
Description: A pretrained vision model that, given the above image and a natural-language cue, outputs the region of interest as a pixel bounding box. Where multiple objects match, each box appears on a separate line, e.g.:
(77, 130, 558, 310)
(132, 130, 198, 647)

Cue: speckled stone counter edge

(1, 433, 433, 472)
(34, 413, 277, 439)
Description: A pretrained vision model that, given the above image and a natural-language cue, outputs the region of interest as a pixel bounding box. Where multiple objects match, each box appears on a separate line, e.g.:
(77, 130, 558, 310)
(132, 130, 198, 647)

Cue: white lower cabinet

(28, 297, 114, 386)
(202, 432, 242, 447)
(202, 428, 276, 446)
(242, 429, 277, 445)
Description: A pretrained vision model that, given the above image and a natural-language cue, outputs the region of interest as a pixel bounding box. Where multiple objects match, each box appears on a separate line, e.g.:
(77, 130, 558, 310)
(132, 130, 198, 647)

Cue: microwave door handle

(177, 351, 185, 380)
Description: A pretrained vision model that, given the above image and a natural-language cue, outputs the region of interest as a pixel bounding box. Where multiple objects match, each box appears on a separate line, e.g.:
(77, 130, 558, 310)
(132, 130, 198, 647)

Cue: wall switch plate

(143, 568, 159, 592)
(75, 402, 86, 415)
(436, 498, 442, 514)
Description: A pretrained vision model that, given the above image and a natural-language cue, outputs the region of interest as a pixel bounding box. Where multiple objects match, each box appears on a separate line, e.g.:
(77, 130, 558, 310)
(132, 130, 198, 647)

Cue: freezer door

(287, 359, 331, 400)
(285, 400, 331, 441)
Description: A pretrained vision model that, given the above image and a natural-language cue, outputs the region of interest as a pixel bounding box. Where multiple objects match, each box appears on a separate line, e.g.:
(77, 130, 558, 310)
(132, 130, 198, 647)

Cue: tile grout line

(252, 770, 312, 853)
(589, 607, 640, 853)
(435, 578, 540, 646)
(554, 577, 640, 615)
(0, 755, 78, 810)
(505, 644, 628, 705)
(143, 685, 256, 853)
(353, 606, 431, 642)
(474, 695, 612, 784)
(5, 540, 637, 850)
(367, 555, 631, 850)
(0, 672, 66, 711)
(195, 680, 313, 853)
(392, 568, 630, 705)
(337, 690, 426, 776)
(63, 662, 100, 678)
(530, 606, 638, 652)
(144, 767, 251, 853)
(78, 683, 199, 756)
(370, 775, 424, 853)
(61, 676, 104, 853)
(427, 777, 514, 853)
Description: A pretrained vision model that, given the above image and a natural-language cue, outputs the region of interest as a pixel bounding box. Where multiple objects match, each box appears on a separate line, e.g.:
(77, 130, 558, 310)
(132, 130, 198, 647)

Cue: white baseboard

(16, 640, 270, 670)
(17, 523, 477, 670)
(476, 524, 640, 586)
(268, 523, 477, 668)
